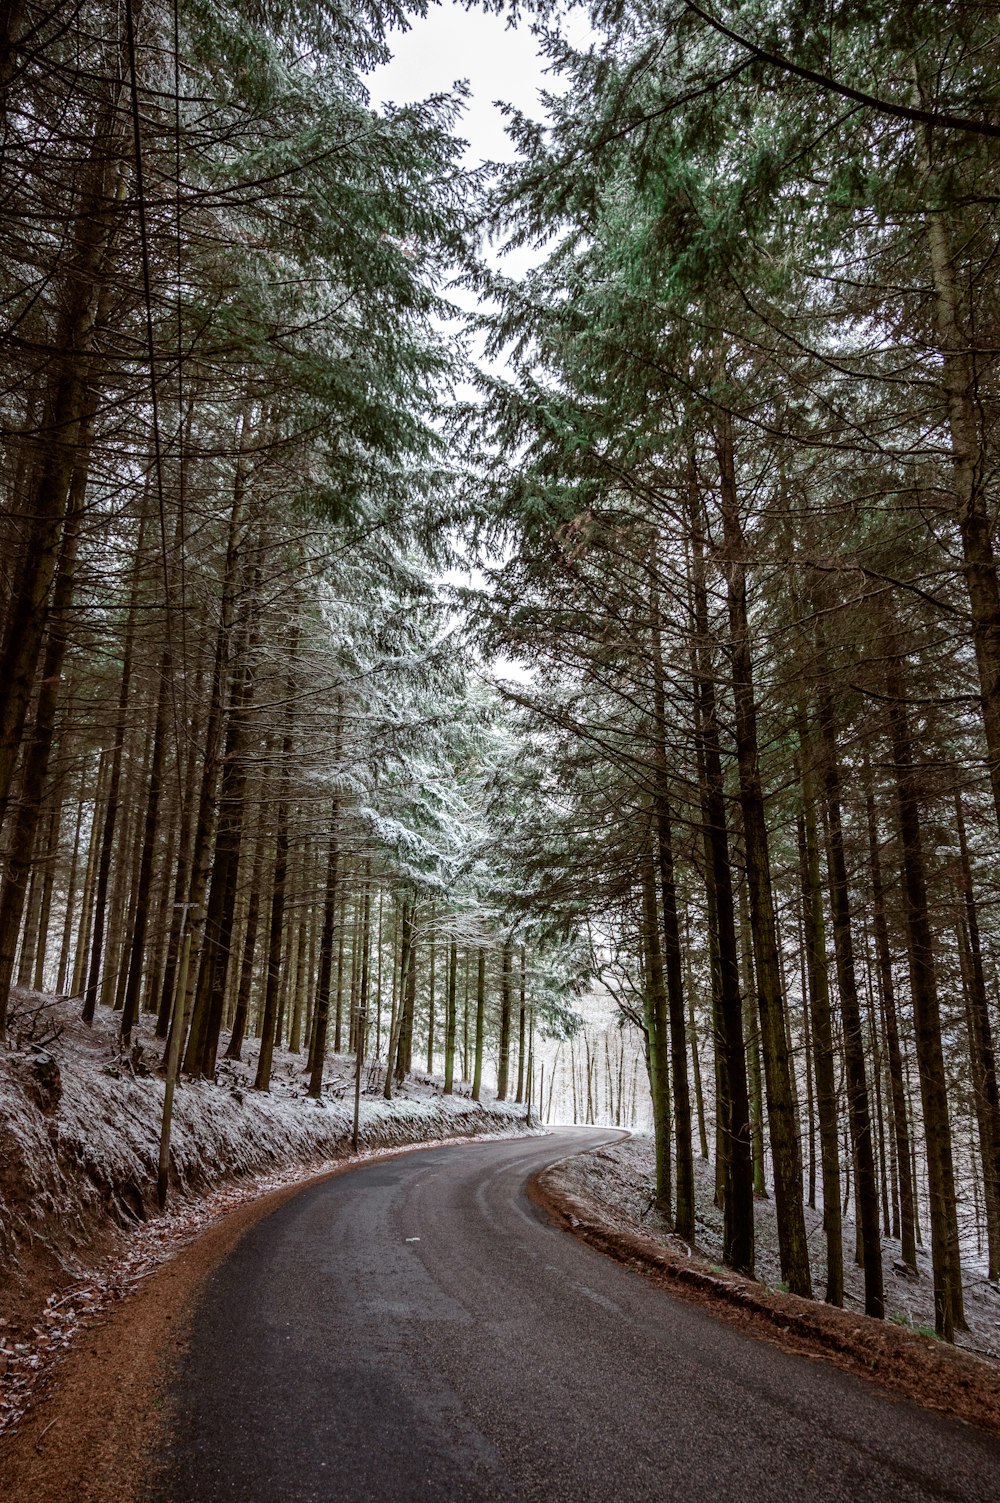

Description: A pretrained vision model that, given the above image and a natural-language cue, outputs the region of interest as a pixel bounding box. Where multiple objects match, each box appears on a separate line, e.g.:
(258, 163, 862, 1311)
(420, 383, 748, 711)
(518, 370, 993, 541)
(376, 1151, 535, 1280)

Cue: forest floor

(534, 1134, 1000, 1436)
(0, 987, 531, 1441)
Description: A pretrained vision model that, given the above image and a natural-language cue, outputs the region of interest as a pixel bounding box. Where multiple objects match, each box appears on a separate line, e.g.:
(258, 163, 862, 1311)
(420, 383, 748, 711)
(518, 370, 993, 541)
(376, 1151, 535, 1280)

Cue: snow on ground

(559, 1133, 1000, 1361)
(1, 991, 526, 1241)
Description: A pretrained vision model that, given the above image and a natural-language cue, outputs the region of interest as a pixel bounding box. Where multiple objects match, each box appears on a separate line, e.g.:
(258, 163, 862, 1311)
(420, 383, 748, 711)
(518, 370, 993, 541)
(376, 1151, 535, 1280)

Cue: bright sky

(367, 2, 582, 643)
(367, 2, 588, 278)
(368, 2, 558, 165)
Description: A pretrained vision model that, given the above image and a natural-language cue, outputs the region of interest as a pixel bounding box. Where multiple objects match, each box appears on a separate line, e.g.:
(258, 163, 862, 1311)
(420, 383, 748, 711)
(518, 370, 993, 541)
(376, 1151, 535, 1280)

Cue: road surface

(151, 1129, 999, 1502)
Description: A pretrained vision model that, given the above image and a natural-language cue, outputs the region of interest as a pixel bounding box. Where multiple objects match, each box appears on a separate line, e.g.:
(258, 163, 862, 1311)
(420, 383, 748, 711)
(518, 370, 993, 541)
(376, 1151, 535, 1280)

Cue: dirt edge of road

(528, 1161, 1000, 1440)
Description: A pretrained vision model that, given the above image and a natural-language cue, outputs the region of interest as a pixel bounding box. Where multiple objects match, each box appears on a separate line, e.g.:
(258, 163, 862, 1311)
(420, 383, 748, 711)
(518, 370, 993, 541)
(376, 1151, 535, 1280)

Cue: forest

(1, 0, 999, 1352)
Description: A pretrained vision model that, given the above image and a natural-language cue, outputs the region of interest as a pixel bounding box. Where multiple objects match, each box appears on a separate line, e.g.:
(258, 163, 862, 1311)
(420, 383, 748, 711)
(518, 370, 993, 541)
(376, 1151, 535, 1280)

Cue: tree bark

(863, 760, 918, 1270)
(886, 650, 963, 1339)
(640, 838, 672, 1216)
(444, 933, 458, 1094)
(816, 680, 883, 1317)
(307, 800, 341, 1100)
(0, 111, 127, 836)
(0, 432, 87, 1028)
(81, 511, 146, 1026)
(954, 792, 1000, 1279)
(689, 461, 754, 1276)
(472, 947, 485, 1103)
(253, 624, 299, 1093)
(716, 405, 810, 1297)
(497, 937, 513, 1100)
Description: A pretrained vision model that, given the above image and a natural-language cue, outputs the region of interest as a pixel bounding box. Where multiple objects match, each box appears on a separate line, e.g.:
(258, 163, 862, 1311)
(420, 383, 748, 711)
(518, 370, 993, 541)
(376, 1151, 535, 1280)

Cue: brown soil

(528, 1163, 1000, 1437)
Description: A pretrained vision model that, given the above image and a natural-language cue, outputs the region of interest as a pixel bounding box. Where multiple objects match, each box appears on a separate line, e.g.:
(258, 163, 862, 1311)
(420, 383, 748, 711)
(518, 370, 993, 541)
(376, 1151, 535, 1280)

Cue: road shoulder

(529, 1156, 1000, 1439)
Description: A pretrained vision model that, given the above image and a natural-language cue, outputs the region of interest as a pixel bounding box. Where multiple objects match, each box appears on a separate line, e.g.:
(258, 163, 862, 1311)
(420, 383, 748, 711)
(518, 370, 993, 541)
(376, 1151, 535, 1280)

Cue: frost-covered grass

(561, 1133, 1000, 1361)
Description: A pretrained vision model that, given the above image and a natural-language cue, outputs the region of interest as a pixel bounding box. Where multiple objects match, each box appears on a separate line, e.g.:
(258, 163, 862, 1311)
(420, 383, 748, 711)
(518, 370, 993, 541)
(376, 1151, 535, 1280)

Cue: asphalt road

(150, 1129, 1000, 1503)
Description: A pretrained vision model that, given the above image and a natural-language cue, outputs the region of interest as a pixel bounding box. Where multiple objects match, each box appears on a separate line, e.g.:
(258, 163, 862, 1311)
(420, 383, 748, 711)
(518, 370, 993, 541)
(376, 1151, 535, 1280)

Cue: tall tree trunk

(914, 95, 1000, 844)
(72, 747, 110, 997)
(81, 509, 146, 1026)
(426, 903, 436, 1073)
(685, 920, 709, 1160)
(444, 933, 458, 1095)
(689, 463, 753, 1276)
(57, 757, 89, 994)
(173, 415, 255, 1064)
(497, 937, 513, 1100)
(515, 947, 527, 1104)
(716, 406, 810, 1297)
(797, 768, 847, 1306)
(307, 800, 341, 1100)
(184, 593, 259, 1075)
(954, 793, 1000, 1279)
(886, 651, 963, 1339)
(863, 761, 917, 1269)
(472, 947, 485, 1103)
(738, 873, 767, 1199)
(333, 888, 346, 1055)
(253, 624, 299, 1093)
(816, 680, 884, 1318)
(650, 579, 694, 1239)
(118, 630, 173, 1049)
(384, 897, 411, 1098)
(0, 435, 86, 1028)
(31, 796, 61, 990)
(640, 839, 672, 1218)
(396, 904, 417, 1085)
(225, 797, 268, 1062)
(154, 661, 206, 1039)
(0, 112, 127, 835)
(351, 872, 372, 1151)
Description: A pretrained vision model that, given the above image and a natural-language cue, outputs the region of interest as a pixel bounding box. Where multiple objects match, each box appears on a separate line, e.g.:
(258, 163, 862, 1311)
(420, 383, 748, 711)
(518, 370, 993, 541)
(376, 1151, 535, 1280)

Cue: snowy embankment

(532, 1134, 1000, 1437)
(0, 992, 532, 1336)
(548, 1134, 1000, 1358)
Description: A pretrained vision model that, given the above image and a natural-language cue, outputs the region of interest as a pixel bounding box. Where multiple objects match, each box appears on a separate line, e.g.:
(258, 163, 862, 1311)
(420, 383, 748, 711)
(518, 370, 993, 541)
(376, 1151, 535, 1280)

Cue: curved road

(151, 1130, 999, 1502)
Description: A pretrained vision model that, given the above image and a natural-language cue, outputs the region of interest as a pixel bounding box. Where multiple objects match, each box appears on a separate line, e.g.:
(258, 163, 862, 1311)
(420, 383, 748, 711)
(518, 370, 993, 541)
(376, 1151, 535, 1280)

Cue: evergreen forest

(3, 0, 1000, 1351)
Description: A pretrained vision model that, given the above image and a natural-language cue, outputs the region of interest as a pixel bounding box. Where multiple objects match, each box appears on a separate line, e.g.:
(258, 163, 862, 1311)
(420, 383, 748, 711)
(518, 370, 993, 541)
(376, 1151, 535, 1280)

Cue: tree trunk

(650, 580, 694, 1239)
(914, 95, 1000, 845)
(0, 113, 127, 836)
(0, 438, 86, 1028)
(689, 462, 754, 1276)
(307, 802, 341, 1100)
(863, 760, 918, 1269)
(81, 510, 146, 1026)
(640, 839, 672, 1217)
(738, 874, 768, 1200)
(385, 897, 411, 1097)
(118, 631, 172, 1049)
(886, 651, 963, 1339)
(184, 591, 260, 1075)
(396, 903, 417, 1085)
(954, 793, 1000, 1279)
(717, 408, 809, 1296)
(444, 933, 458, 1095)
(497, 937, 513, 1100)
(515, 946, 527, 1103)
(472, 947, 485, 1102)
(253, 624, 299, 1092)
(816, 681, 884, 1318)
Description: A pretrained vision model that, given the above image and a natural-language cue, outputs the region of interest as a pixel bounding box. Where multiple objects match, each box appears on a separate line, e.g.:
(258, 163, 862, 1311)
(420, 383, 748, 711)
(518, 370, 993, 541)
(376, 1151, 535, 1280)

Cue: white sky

(368, 3, 559, 165)
(366, 3, 583, 667)
(367, 2, 589, 279)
